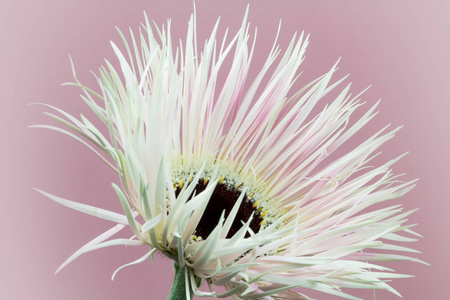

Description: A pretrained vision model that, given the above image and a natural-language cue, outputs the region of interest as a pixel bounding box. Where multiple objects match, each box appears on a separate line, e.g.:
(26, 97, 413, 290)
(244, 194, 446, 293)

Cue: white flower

(34, 7, 423, 300)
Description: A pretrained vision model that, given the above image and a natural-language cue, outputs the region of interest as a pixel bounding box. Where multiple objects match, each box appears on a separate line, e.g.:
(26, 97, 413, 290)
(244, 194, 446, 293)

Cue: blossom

(34, 7, 423, 300)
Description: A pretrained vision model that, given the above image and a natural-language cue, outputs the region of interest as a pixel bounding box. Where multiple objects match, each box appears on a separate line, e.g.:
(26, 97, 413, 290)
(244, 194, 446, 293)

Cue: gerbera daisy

(33, 7, 423, 300)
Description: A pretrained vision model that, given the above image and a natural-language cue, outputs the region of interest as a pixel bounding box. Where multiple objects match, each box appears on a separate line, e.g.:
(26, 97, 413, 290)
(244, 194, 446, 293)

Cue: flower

(34, 7, 423, 300)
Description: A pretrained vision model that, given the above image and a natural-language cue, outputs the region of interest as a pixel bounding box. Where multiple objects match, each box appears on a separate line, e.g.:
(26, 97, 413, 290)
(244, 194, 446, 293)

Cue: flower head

(35, 7, 423, 300)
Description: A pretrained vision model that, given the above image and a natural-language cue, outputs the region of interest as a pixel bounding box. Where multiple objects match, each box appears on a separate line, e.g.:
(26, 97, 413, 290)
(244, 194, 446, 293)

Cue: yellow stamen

(262, 210, 267, 217)
(203, 177, 209, 185)
(260, 219, 266, 226)
(236, 182, 243, 189)
(179, 179, 184, 189)
(219, 175, 225, 184)
(252, 200, 261, 208)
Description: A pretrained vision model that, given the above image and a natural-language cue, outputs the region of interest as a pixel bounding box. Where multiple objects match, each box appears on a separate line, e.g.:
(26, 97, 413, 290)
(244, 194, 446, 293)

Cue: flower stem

(168, 263, 191, 300)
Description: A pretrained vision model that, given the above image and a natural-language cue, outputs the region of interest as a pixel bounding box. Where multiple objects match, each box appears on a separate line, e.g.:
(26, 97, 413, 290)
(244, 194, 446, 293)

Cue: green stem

(167, 263, 191, 300)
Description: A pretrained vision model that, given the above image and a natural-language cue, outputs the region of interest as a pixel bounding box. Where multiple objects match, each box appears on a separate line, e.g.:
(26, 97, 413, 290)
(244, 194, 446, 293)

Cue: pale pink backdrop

(2, 0, 448, 299)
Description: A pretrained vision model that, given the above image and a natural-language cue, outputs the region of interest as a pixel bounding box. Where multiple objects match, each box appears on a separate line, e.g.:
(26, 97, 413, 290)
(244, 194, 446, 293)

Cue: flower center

(175, 177, 267, 240)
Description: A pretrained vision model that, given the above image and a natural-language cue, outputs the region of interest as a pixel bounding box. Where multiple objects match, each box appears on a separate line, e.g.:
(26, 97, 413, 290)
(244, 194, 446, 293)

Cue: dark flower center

(175, 179, 265, 240)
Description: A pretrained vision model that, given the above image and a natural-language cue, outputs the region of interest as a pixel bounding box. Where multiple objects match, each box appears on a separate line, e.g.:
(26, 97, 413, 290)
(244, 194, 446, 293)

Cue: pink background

(2, 0, 448, 299)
